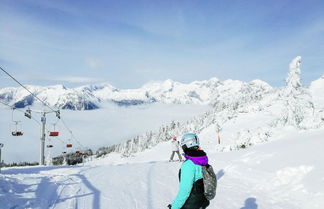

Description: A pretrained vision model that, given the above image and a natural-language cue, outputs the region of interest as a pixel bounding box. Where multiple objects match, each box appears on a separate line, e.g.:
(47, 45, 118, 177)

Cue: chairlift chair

(49, 132, 59, 137)
(12, 131, 23, 136)
(47, 145, 53, 148)
(49, 123, 59, 137)
(11, 121, 23, 136)
(24, 109, 32, 119)
(66, 144, 72, 148)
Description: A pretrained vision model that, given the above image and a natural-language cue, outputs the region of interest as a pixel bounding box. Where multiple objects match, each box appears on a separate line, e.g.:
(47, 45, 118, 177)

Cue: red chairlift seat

(49, 132, 59, 137)
(66, 144, 72, 148)
(12, 131, 23, 136)
(47, 145, 53, 148)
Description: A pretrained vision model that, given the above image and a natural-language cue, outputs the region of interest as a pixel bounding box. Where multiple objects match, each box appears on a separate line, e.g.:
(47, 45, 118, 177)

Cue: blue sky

(0, 0, 324, 89)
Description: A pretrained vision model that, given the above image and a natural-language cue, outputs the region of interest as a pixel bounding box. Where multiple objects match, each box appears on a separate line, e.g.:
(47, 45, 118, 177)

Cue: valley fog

(0, 103, 211, 163)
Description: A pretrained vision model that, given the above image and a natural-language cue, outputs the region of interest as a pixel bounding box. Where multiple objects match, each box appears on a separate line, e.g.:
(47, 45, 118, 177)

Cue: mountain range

(0, 77, 274, 110)
(1, 57, 323, 112)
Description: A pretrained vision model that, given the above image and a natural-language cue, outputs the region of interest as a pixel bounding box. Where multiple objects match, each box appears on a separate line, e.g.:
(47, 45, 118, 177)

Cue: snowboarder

(168, 133, 210, 209)
(169, 136, 182, 162)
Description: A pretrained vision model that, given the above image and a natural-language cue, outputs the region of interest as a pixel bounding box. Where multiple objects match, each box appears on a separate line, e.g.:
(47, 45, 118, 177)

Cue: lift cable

(0, 66, 56, 112)
(0, 66, 86, 149)
(1, 99, 76, 150)
(59, 118, 85, 149)
(0, 100, 41, 126)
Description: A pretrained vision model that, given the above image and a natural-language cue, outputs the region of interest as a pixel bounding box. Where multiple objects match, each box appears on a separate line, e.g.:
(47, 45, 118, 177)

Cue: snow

(309, 76, 324, 109)
(105, 56, 321, 158)
(1, 128, 324, 209)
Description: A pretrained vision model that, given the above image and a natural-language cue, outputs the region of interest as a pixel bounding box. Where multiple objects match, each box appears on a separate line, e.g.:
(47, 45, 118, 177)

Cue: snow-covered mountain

(0, 85, 100, 110)
(0, 77, 272, 110)
(95, 56, 324, 157)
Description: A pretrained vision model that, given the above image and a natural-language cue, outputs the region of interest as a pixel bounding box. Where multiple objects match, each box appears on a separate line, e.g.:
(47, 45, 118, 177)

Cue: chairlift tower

(38, 110, 60, 166)
(40, 112, 46, 166)
(0, 143, 4, 173)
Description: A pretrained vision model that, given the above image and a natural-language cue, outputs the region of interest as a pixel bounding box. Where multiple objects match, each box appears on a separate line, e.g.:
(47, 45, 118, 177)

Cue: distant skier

(169, 136, 182, 162)
(168, 133, 212, 209)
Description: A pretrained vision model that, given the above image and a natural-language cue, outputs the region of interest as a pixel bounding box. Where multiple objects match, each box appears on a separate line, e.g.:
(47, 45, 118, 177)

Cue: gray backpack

(202, 164, 217, 200)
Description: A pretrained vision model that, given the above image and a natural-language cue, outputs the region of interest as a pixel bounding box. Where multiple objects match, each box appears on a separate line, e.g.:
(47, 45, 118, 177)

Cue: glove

(167, 204, 172, 209)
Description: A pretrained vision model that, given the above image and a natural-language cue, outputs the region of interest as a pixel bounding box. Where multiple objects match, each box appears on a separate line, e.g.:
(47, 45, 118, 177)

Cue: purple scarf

(185, 155, 208, 166)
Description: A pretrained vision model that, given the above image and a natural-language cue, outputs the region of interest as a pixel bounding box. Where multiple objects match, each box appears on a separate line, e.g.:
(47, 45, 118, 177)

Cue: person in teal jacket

(168, 133, 210, 209)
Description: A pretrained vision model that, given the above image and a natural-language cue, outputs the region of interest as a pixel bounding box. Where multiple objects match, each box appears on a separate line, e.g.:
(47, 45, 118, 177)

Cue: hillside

(1, 126, 323, 209)
(95, 57, 324, 158)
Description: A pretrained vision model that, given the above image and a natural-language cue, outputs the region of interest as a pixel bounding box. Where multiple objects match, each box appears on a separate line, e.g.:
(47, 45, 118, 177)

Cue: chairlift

(66, 136, 73, 148)
(49, 123, 59, 137)
(24, 108, 32, 119)
(46, 137, 53, 148)
(56, 110, 61, 119)
(11, 121, 23, 136)
(11, 108, 23, 136)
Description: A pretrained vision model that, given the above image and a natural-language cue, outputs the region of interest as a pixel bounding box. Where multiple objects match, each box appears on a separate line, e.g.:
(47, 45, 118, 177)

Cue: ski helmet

(181, 133, 199, 150)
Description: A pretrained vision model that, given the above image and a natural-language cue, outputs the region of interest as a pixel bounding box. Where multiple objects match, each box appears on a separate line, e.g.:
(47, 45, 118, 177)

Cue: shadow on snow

(0, 176, 60, 209)
(0, 169, 101, 209)
(216, 169, 225, 180)
(74, 174, 101, 209)
(239, 197, 258, 209)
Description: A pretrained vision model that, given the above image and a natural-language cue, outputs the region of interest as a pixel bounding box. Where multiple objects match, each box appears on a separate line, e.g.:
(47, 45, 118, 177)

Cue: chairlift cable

(1, 101, 79, 155)
(59, 118, 85, 149)
(0, 66, 56, 112)
(0, 100, 41, 126)
(0, 100, 12, 108)
(1, 66, 85, 149)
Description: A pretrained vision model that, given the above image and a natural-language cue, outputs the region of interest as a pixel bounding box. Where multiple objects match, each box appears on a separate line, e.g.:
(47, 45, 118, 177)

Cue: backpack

(202, 164, 217, 200)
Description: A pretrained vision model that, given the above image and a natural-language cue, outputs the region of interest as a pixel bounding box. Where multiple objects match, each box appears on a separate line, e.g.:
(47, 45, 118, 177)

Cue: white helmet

(180, 133, 199, 150)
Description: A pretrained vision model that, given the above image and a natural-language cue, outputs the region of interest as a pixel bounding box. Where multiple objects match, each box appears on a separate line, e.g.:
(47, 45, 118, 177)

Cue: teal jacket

(171, 160, 203, 209)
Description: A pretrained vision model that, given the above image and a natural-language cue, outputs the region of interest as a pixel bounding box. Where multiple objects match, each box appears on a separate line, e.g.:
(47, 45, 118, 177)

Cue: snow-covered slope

(1, 127, 323, 209)
(309, 75, 324, 109)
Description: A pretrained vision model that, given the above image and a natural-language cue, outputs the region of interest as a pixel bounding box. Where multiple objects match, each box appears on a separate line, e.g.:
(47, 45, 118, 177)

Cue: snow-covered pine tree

(278, 56, 320, 129)
(286, 56, 302, 92)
